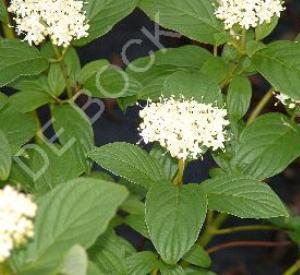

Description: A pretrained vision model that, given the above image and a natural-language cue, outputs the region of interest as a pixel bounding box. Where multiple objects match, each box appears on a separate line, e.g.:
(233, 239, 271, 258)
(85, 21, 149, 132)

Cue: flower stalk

(284, 259, 300, 275)
(52, 45, 73, 99)
(173, 159, 185, 187)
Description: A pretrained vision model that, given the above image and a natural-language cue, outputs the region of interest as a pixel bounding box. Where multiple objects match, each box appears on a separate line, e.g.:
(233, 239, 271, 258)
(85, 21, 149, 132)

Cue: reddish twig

(207, 240, 292, 254)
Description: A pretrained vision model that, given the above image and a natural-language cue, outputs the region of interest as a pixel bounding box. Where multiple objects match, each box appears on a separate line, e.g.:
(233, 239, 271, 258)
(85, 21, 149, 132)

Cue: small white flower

(138, 96, 230, 160)
(215, 0, 285, 30)
(8, 0, 90, 47)
(0, 186, 37, 263)
(274, 92, 300, 109)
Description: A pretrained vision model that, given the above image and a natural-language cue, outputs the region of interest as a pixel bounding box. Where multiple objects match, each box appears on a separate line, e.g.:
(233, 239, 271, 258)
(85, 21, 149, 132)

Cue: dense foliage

(0, 0, 300, 274)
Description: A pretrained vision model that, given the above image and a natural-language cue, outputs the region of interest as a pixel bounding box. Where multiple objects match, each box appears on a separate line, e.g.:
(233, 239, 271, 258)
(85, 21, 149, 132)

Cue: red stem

(207, 240, 292, 254)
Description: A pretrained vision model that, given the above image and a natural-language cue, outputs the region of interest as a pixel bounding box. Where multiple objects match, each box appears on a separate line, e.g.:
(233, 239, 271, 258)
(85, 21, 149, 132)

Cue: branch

(207, 240, 291, 254)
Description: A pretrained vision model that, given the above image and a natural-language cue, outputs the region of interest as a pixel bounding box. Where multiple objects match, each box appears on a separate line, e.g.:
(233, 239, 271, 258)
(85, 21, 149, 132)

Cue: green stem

(198, 213, 228, 247)
(212, 225, 279, 235)
(213, 45, 218, 56)
(151, 268, 159, 275)
(2, 0, 16, 39)
(0, 263, 13, 275)
(247, 89, 273, 125)
(241, 28, 247, 52)
(291, 112, 298, 122)
(220, 55, 245, 89)
(2, 23, 15, 39)
(284, 259, 300, 275)
(173, 159, 185, 187)
(52, 45, 73, 98)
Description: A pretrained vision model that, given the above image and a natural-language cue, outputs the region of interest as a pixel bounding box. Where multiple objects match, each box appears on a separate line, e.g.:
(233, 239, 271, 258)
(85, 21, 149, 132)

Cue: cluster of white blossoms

(0, 186, 37, 263)
(214, 0, 285, 30)
(274, 92, 300, 109)
(8, 0, 90, 47)
(138, 96, 230, 160)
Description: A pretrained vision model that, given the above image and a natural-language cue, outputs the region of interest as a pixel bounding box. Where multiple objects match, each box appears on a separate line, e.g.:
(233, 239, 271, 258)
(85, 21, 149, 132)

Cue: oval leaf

(0, 39, 48, 87)
(201, 176, 288, 219)
(139, 0, 229, 45)
(231, 113, 300, 180)
(252, 41, 300, 100)
(146, 183, 207, 264)
(162, 71, 223, 105)
(52, 104, 94, 173)
(75, 0, 138, 46)
(12, 178, 128, 275)
(88, 142, 167, 189)
(227, 75, 252, 120)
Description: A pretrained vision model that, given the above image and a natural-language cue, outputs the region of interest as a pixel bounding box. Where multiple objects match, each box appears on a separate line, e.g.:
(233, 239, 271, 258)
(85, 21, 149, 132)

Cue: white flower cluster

(274, 92, 300, 109)
(0, 186, 37, 263)
(138, 96, 230, 160)
(215, 0, 285, 30)
(8, 0, 90, 47)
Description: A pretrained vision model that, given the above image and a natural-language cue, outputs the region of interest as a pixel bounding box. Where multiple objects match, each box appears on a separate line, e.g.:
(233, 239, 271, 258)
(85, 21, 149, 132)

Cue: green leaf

(88, 142, 167, 189)
(78, 60, 109, 85)
(146, 183, 207, 264)
(0, 0, 9, 24)
(125, 214, 149, 238)
(200, 56, 230, 84)
(246, 41, 266, 58)
(0, 106, 37, 153)
(59, 245, 88, 275)
(255, 17, 279, 41)
(150, 144, 178, 180)
(121, 195, 145, 215)
(12, 142, 84, 195)
(126, 252, 159, 275)
(0, 39, 48, 87)
(124, 46, 212, 103)
(0, 91, 8, 110)
(13, 178, 128, 275)
(10, 75, 51, 94)
(48, 64, 66, 96)
(185, 267, 216, 275)
(227, 75, 252, 120)
(183, 244, 211, 268)
(231, 113, 300, 180)
(89, 171, 115, 182)
(0, 130, 11, 180)
(159, 262, 185, 275)
(162, 71, 223, 105)
(139, 0, 229, 45)
(75, 0, 138, 46)
(88, 230, 134, 275)
(8, 91, 51, 113)
(83, 65, 142, 98)
(129, 46, 212, 83)
(52, 104, 94, 173)
(252, 41, 300, 100)
(201, 175, 289, 219)
(87, 262, 104, 275)
(64, 47, 81, 84)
